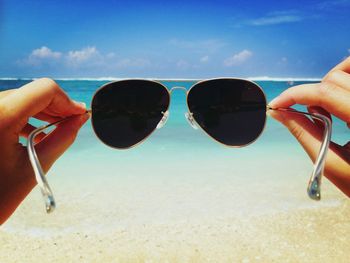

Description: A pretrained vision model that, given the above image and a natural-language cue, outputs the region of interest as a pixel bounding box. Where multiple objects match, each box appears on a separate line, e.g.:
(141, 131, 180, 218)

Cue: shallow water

(0, 79, 348, 230)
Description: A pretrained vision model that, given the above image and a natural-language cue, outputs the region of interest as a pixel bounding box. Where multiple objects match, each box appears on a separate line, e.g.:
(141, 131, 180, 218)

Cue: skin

(269, 56, 350, 197)
(0, 78, 89, 225)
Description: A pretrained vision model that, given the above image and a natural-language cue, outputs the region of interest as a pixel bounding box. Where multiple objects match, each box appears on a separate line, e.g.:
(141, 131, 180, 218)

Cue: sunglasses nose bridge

(168, 86, 199, 130)
(169, 86, 188, 95)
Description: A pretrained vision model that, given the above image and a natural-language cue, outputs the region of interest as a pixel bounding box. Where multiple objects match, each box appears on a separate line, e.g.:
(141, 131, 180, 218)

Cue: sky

(0, 0, 350, 79)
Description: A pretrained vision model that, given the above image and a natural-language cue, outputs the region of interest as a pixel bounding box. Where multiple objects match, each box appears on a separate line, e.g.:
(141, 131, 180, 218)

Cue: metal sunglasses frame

(27, 78, 332, 213)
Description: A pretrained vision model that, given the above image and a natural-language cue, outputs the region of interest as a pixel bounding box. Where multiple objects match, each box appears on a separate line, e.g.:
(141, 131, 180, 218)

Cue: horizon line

(0, 76, 322, 82)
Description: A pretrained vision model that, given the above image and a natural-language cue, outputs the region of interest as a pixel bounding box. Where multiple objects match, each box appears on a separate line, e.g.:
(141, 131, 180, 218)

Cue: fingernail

(269, 96, 280, 107)
(74, 100, 86, 109)
(79, 102, 86, 109)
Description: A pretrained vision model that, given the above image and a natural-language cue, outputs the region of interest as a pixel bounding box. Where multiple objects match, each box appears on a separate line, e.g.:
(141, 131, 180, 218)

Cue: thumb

(35, 113, 90, 172)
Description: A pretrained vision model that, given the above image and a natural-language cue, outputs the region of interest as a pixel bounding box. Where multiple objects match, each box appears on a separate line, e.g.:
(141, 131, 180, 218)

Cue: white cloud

(248, 15, 302, 26)
(224, 50, 253, 67)
(245, 11, 303, 26)
(19, 46, 62, 66)
(200, 56, 209, 63)
(31, 46, 62, 59)
(66, 46, 100, 65)
(18, 45, 153, 71)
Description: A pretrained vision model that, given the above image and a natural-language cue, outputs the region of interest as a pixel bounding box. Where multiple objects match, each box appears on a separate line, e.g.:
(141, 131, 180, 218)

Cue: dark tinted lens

(187, 79, 266, 146)
(91, 80, 169, 148)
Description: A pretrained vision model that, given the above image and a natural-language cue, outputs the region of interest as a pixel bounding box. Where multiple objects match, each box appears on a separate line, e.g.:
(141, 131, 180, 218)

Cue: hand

(0, 78, 89, 224)
(269, 56, 350, 197)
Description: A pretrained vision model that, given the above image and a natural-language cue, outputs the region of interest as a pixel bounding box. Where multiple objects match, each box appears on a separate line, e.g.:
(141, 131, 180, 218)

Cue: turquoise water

(1, 78, 349, 233)
(0, 80, 348, 189)
(1, 79, 348, 149)
(1, 79, 349, 161)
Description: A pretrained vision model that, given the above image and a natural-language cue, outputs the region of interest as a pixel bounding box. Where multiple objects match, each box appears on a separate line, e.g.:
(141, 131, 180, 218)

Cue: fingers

(269, 109, 350, 195)
(268, 57, 350, 197)
(0, 89, 16, 100)
(269, 83, 350, 124)
(33, 112, 62, 123)
(268, 109, 325, 162)
(307, 106, 332, 129)
(1, 78, 86, 126)
(268, 109, 344, 164)
(34, 113, 90, 172)
(19, 123, 46, 143)
(323, 69, 350, 92)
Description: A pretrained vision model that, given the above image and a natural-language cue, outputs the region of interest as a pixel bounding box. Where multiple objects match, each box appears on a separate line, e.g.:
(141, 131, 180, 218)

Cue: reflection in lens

(187, 79, 266, 146)
(91, 80, 170, 148)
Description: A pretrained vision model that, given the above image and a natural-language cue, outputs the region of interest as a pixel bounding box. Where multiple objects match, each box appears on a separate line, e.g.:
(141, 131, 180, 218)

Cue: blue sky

(0, 0, 349, 78)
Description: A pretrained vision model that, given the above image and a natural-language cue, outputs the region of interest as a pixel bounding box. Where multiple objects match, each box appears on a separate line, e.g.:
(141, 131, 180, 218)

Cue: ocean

(0, 78, 348, 230)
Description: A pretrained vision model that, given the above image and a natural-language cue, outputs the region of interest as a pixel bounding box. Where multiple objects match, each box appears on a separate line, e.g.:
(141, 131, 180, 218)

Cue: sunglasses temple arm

(27, 111, 91, 213)
(268, 107, 332, 200)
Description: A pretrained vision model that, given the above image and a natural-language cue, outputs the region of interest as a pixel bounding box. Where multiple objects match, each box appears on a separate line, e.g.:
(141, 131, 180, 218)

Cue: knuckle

(38, 77, 57, 87)
(289, 123, 305, 142)
(318, 82, 337, 99)
(37, 78, 61, 93)
(323, 69, 342, 84)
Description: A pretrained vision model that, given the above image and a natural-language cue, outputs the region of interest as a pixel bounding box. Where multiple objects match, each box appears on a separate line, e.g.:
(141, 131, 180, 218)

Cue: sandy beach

(1, 196, 349, 262)
(1, 158, 349, 262)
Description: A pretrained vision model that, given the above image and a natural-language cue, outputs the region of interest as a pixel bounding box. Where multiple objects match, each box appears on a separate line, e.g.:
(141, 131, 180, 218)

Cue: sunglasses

(27, 78, 332, 213)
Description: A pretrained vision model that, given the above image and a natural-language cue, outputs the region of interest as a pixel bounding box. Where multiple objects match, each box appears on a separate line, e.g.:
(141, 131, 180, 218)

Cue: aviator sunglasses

(27, 78, 332, 213)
